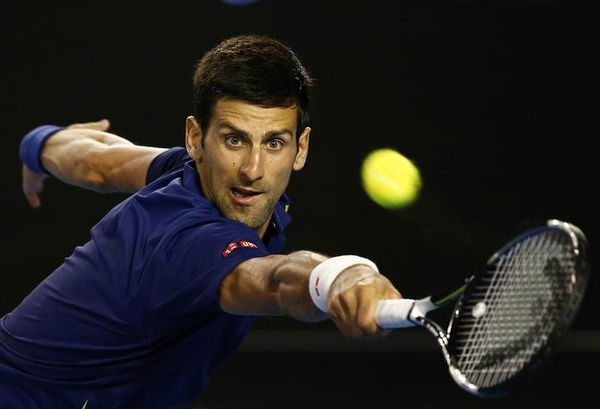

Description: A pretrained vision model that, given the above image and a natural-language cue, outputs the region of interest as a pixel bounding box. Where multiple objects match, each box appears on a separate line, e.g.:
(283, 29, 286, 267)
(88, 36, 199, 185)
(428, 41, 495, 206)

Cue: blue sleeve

(146, 147, 190, 184)
(147, 217, 269, 338)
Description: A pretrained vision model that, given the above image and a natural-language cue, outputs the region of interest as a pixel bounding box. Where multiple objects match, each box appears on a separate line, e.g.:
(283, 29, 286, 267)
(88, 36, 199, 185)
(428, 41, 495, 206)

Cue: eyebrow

(218, 121, 249, 138)
(218, 121, 293, 139)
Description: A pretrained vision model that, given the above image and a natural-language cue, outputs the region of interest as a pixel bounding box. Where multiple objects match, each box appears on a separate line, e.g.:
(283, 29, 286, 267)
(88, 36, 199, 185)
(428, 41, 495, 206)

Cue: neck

(256, 217, 272, 239)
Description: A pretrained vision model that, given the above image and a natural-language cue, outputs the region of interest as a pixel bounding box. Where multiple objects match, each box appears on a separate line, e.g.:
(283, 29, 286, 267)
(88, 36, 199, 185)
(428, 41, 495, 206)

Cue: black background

(2, 0, 597, 326)
(1, 0, 598, 407)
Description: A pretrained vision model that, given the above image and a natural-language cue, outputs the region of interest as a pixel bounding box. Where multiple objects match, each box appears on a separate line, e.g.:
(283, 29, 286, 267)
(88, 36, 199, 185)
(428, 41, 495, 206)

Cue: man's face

(186, 99, 310, 237)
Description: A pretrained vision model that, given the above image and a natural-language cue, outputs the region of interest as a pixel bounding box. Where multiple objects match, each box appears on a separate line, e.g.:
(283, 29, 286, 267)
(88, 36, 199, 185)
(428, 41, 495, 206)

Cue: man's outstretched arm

(220, 251, 402, 339)
(21, 119, 167, 207)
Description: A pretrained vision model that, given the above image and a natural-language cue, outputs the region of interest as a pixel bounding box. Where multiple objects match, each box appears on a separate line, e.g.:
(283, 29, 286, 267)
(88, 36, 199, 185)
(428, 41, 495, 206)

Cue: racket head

(445, 219, 589, 397)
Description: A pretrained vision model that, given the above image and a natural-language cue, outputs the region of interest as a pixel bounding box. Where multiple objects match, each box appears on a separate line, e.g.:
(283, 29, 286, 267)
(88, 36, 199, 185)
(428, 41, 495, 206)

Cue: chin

(223, 209, 265, 230)
(217, 195, 275, 231)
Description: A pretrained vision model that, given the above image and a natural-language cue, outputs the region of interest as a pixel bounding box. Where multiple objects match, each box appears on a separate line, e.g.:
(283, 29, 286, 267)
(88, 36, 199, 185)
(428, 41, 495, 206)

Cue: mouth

(230, 187, 263, 206)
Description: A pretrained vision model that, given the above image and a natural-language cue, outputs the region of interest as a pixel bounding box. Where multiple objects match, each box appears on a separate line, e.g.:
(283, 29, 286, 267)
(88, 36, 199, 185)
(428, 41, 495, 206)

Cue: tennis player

(2, 35, 402, 408)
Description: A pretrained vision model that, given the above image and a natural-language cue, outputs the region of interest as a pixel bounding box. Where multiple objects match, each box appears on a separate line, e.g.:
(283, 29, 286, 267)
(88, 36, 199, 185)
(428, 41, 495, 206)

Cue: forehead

(210, 99, 298, 134)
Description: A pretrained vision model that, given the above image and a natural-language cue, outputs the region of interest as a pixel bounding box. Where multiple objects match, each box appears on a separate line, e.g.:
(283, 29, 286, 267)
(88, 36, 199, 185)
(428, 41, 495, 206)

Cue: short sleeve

(147, 216, 269, 338)
(146, 147, 190, 184)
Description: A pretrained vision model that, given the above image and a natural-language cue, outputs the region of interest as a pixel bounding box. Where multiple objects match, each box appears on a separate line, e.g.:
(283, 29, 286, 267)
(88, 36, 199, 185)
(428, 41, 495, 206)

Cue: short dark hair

(192, 35, 314, 139)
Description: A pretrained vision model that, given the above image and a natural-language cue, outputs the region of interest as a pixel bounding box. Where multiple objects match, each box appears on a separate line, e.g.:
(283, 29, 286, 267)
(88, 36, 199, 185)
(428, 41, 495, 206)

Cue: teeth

(232, 188, 258, 197)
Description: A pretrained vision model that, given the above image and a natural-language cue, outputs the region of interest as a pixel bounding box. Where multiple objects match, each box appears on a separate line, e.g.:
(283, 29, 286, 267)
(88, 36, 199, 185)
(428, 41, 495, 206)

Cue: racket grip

(375, 299, 418, 329)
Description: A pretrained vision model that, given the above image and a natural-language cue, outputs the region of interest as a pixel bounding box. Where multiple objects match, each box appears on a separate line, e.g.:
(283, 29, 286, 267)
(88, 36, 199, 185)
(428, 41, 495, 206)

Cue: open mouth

(230, 187, 263, 206)
(231, 187, 262, 198)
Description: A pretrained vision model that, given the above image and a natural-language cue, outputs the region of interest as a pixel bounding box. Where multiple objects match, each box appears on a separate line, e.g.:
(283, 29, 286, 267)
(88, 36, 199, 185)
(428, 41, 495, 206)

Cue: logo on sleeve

(222, 240, 258, 257)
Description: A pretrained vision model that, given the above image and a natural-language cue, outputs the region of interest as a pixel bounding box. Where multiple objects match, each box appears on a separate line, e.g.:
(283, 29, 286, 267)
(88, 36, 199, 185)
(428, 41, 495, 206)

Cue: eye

(266, 138, 284, 150)
(226, 134, 243, 147)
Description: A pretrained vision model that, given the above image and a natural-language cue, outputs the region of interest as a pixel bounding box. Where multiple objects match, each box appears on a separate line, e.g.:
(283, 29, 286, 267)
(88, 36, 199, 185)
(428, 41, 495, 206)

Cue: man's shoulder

(146, 146, 190, 184)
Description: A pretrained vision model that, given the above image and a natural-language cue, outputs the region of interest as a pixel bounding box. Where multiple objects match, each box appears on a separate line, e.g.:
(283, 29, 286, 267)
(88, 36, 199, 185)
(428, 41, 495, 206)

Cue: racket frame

(375, 219, 589, 397)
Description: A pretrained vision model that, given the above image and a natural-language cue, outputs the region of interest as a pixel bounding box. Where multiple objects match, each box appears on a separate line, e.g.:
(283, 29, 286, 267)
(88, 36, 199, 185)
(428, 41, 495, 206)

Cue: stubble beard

(217, 192, 279, 231)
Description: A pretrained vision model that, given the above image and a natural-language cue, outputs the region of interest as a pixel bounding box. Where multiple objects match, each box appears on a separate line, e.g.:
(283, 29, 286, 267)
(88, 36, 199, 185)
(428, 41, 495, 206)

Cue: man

(2, 35, 401, 408)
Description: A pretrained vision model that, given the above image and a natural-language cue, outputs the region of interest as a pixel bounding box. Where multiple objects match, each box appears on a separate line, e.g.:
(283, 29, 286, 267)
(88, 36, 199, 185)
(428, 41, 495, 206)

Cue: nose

(239, 146, 264, 183)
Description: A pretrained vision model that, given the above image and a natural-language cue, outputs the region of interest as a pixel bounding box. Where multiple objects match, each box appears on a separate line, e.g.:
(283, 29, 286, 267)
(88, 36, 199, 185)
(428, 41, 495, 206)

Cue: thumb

(68, 119, 111, 131)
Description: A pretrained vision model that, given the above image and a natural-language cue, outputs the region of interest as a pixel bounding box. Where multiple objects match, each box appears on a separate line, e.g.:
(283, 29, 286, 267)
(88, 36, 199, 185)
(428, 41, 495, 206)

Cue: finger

(22, 165, 46, 208)
(332, 288, 384, 338)
(68, 118, 110, 131)
(356, 300, 379, 336)
(25, 191, 41, 208)
(23, 179, 43, 208)
(346, 283, 398, 338)
(348, 290, 383, 338)
(330, 292, 364, 338)
(328, 290, 352, 327)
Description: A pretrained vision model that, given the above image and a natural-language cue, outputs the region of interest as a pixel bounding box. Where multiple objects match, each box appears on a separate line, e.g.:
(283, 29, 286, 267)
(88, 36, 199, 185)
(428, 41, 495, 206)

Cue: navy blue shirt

(0, 148, 291, 408)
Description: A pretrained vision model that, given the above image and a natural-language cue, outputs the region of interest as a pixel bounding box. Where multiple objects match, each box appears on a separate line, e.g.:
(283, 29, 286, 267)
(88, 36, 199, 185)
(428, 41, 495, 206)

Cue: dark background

(1, 0, 598, 407)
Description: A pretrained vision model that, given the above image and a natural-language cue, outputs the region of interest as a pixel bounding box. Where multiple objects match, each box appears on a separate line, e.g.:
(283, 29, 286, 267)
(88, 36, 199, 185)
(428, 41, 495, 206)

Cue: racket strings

(449, 231, 578, 389)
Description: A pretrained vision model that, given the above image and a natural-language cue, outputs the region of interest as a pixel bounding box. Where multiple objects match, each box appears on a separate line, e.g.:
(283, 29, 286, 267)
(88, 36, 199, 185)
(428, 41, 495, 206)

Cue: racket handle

(375, 299, 418, 329)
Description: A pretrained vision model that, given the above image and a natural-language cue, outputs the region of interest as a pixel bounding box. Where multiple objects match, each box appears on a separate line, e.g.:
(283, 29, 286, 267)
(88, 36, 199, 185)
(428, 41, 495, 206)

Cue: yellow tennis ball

(361, 148, 422, 209)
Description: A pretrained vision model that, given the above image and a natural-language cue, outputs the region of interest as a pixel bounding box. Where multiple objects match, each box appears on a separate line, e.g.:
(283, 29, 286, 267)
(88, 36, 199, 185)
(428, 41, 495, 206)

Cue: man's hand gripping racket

(376, 219, 589, 397)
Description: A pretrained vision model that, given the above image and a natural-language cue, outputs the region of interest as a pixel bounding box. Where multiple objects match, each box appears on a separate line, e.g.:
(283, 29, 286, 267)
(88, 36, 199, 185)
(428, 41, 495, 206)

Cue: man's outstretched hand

(21, 119, 111, 208)
(327, 264, 402, 339)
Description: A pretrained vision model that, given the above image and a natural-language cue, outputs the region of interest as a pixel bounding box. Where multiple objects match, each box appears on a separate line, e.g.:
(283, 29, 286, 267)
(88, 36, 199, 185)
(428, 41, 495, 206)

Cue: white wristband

(309, 255, 379, 312)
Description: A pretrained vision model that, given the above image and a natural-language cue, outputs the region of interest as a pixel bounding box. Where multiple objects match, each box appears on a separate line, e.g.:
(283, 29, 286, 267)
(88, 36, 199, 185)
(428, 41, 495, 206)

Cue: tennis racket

(375, 219, 589, 398)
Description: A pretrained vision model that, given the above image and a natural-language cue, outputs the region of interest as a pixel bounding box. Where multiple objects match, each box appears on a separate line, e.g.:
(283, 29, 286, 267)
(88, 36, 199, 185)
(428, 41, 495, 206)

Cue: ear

(293, 127, 311, 171)
(185, 116, 203, 161)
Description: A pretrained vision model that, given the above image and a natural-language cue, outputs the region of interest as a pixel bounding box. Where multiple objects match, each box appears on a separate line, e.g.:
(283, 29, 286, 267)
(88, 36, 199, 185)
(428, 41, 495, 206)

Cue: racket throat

(416, 315, 450, 351)
(416, 316, 476, 394)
